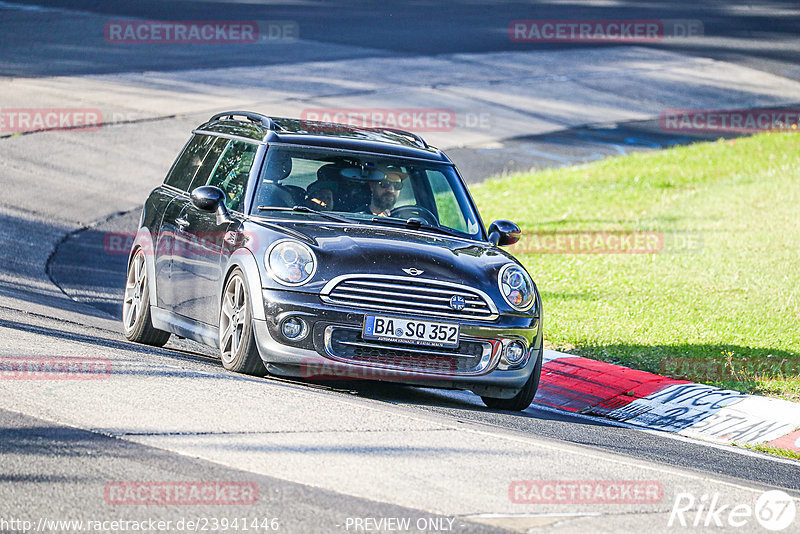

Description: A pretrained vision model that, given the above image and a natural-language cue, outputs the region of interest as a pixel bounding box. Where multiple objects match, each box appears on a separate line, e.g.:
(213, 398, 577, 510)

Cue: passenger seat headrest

(316, 163, 344, 182)
(265, 152, 292, 180)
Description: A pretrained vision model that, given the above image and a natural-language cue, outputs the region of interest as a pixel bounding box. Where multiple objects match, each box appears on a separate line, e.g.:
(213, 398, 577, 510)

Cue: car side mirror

(488, 220, 521, 246)
(190, 186, 233, 224)
(191, 186, 225, 211)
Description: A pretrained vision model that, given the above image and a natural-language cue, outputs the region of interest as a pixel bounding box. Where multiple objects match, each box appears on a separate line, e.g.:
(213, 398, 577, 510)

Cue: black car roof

(194, 111, 451, 163)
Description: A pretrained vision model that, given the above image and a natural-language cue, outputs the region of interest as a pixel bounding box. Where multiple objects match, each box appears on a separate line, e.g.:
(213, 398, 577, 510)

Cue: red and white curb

(537, 350, 800, 453)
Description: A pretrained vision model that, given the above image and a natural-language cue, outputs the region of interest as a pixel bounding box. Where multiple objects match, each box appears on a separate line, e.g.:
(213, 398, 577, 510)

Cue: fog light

(281, 317, 307, 340)
(505, 341, 526, 364)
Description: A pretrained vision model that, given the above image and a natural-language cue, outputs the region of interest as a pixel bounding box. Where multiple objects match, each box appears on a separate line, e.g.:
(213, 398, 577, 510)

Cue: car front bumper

(252, 288, 542, 398)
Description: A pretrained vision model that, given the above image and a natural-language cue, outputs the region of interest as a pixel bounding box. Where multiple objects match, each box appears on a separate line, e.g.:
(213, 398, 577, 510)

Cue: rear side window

(164, 134, 217, 191)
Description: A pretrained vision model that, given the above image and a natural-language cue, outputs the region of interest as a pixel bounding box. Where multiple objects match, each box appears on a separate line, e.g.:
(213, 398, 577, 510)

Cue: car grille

(323, 326, 496, 375)
(320, 275, 497, 321)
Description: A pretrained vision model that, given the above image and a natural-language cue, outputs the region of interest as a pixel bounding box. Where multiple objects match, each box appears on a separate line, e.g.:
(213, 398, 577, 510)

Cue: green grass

(742, 443, 800, 461)
(470, 132, 800, 401)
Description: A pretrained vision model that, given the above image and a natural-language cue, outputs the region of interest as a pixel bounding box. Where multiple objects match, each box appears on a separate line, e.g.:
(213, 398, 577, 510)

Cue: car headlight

(498, 264, 535, 312)
(266, 240, 317, 286)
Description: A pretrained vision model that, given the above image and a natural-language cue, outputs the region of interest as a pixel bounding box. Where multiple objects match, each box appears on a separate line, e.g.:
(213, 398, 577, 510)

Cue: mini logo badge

(402, 268, 424, 276)
(449, 295, 466, 311)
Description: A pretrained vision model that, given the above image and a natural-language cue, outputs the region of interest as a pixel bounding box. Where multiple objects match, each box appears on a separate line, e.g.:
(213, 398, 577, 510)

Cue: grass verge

(742, 443, 800, 461)
(470, 132, 800, 401)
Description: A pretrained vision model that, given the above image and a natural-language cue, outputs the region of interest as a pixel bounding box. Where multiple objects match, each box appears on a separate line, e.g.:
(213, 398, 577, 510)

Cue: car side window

(190, 137, 229, 191)
(205, 140, 259, 213)
(163, 134, 216, 191)
(428, 170, 469, 233)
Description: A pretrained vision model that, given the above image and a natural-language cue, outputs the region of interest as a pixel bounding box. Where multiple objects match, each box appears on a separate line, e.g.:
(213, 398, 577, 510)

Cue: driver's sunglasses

(378, 180, 403, 191)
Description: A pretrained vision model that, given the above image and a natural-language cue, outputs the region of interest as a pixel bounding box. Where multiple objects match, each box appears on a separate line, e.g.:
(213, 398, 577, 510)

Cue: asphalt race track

(2, 1, 800, 533)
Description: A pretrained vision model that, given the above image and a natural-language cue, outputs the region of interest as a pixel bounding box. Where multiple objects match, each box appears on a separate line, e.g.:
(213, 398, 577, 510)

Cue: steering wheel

(390, 205, 439, 226)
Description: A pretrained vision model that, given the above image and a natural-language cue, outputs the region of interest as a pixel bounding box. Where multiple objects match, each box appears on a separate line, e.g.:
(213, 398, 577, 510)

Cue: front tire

(219, 269, 266, 376)
(481, 347, 542, 411)
(122, 248, 170, 347)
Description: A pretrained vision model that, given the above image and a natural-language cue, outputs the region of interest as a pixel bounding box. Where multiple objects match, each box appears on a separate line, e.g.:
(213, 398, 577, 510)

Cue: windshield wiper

(257, 205, 354, 224)
(369, 216, 464, 239)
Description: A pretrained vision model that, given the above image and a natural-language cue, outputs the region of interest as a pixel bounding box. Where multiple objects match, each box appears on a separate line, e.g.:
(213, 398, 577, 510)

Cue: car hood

(248, 219, 518, 291)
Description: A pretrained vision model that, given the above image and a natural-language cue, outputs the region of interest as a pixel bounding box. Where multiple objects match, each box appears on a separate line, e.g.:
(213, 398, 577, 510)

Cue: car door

(169, 139, 258, 325)
(154, 134, 219, 311)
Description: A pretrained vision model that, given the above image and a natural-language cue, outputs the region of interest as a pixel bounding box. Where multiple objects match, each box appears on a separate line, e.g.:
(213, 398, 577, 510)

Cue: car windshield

(252, 146, 485, 240)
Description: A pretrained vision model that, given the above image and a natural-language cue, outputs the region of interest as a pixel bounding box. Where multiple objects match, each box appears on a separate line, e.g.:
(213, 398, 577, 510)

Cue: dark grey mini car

(123, 111, 542, 410)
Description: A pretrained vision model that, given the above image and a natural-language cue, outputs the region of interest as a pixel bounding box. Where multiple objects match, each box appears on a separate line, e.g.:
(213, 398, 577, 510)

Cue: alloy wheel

(220, 274, 247, 364)
(123, 250, 146, 333)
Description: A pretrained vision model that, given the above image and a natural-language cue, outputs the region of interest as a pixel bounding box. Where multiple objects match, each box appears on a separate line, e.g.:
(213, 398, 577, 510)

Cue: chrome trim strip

(334, 285, 480, 304)
(161, 184, 188, 197)
(319, 297, 493, 320)
(328, 291, 487, 314)
(343, 279, 485, 299)
(320, 274, 499, 321)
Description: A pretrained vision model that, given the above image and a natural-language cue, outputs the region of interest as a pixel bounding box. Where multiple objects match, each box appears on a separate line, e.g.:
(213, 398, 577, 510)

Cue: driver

(359, 167, 407, 217)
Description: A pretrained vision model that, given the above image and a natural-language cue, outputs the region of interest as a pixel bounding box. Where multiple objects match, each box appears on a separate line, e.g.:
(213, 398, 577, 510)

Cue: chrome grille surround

(319, 274, 499, 321)
(323, 325, 500, 376)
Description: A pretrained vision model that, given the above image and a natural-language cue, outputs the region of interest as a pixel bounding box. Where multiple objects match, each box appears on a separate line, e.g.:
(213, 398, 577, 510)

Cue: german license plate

(363, 315, 460, 348)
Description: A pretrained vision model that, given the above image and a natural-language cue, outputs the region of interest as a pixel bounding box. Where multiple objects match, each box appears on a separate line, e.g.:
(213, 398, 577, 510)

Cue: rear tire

(481, 347, 542, 411)
(122, 248, 170, 347)
(219, 269, 266, 376)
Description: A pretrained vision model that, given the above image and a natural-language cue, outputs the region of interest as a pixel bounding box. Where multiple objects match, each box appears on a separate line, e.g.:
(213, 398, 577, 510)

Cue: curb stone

(537, 350, 800, 452)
